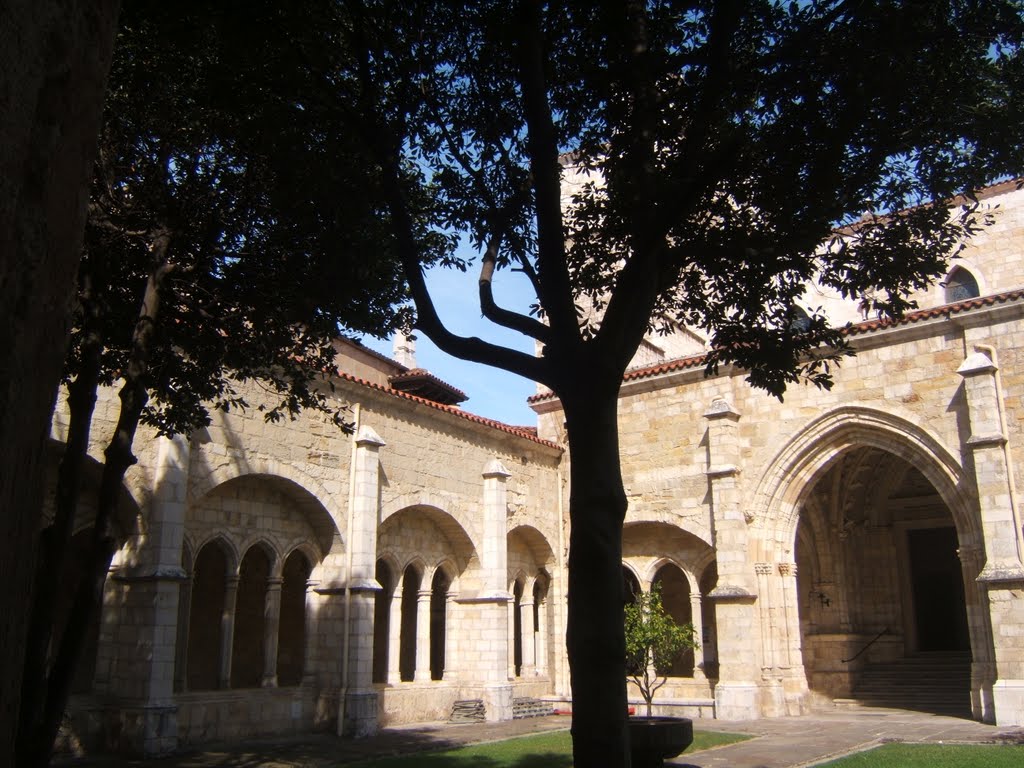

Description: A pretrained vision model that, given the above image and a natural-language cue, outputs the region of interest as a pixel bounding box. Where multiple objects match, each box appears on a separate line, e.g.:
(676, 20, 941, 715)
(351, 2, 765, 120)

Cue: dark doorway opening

(907, 527, 970, 652)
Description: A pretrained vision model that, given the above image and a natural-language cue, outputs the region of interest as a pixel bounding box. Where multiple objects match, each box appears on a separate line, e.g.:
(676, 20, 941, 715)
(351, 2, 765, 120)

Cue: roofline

(527, 287, 1024, 405)
(332, 369, 561, 451)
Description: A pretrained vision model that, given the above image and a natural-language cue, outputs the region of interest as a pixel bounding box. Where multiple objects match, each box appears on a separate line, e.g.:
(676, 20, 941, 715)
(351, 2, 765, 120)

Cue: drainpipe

(339, 403, 362, 730)
(556, 466, 567, 697)
(973, 344, 1024, 563)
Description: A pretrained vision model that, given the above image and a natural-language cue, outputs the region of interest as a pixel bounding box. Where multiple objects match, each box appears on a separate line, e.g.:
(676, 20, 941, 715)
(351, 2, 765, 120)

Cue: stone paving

(55, 707, 1024, 767)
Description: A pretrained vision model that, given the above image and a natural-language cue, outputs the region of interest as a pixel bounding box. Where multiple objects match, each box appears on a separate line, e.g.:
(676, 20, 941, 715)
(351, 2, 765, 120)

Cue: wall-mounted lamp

(810, 590, 831, 608)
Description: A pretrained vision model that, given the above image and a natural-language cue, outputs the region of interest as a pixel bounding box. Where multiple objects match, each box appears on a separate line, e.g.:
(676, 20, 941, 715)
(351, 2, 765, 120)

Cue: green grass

(351, 729, 750, 767)
(819, 743, 1024, 768)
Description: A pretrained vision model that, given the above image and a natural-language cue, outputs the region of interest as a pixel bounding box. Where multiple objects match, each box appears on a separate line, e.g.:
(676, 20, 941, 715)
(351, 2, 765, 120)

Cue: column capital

(704, 397, 740, 422)
(957, 351, 997, 377)
(355, 425, 385, 449)
(483, 458, 513, 480)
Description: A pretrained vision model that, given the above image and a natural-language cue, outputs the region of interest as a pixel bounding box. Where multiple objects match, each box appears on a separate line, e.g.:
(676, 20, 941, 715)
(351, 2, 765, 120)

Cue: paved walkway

(56, 707, 1024, 767)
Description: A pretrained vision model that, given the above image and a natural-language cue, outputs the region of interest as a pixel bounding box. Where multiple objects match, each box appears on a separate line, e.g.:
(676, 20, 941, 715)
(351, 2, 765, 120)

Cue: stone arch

(751, 406, 977, 552)
(398, 562, 424, 682)
(189, 456, 344, 554)
(277, 548, 312, 686)
(646, 556, 697, 593)
(231, 542, 274, 688)
(623, 507, 713, 548)
(381, 493, 480, 552)
(186, 537, 233, 690)
(379, 505, 477, 575)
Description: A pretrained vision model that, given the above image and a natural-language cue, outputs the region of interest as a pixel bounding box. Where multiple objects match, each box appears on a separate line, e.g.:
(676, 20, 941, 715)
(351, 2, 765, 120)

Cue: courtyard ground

(54, 706, 1024, 768)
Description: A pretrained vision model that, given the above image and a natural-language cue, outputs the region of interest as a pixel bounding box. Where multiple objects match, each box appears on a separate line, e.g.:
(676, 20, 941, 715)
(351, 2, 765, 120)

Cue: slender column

(521, 597, 536, 676)
(261, 577, 283, 687)
(778, 563, 799, 669)
(414, 589, 432, 682)
(689, 593, 706, 681)
(444, 589, 457, 679)
(387, 587, 402, 683)
(508, 597, 517, 678)
(754, 563, 775, 670)
(535, 598, 548, 676)
(219, 576, 239, 689)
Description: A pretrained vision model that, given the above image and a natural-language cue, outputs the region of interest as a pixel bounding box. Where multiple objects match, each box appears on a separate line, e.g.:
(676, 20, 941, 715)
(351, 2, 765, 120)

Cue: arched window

(944, 267, 980, 303)
(622, 566, 641, 606)
(399, 566, 421, 681)
(430, 569, 451, 680)
(231, 544, 271, 688)
(187, 541, 228, 690)
(277, 550, 311, 686)
(373, 560, 394, 684)
(700, 563, 720, 679)
(652, 564, 693, 677)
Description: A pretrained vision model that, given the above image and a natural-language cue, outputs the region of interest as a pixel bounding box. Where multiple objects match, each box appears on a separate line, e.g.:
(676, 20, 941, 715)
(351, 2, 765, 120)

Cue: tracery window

(944, 267, 980, 303)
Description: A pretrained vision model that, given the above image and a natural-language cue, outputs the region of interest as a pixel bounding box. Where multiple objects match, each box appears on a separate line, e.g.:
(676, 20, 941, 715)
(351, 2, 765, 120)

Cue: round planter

(628, 716, 694, 768)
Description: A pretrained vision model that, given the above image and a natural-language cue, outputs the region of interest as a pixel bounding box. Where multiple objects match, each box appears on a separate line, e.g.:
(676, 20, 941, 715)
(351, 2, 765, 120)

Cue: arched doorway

(794, 447, 974, 716)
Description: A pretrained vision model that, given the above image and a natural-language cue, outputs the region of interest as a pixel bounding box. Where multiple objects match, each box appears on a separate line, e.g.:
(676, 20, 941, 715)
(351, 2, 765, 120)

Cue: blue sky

(360, 261, 542, 427)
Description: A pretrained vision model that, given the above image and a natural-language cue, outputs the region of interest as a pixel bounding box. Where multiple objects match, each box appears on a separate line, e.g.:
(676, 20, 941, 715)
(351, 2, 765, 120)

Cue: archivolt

(749, 406, 977, 551)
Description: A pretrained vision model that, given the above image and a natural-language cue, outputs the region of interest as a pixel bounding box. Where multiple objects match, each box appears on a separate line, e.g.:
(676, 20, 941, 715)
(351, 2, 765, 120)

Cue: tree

(624, 584, 698, 718)
(15, 2, 437, 764)
(0, 3, 121, 766)
(340, 2, 1024, 765)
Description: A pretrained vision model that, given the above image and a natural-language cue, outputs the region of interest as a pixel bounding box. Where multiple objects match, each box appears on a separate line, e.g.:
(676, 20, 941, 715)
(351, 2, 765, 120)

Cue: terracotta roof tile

(335, 370, 559, 449)
(527, 287, 1024, 403)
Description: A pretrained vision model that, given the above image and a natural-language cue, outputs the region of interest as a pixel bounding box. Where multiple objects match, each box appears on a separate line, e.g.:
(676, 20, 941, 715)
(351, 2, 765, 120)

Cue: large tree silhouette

(342, 2, 1024, 765)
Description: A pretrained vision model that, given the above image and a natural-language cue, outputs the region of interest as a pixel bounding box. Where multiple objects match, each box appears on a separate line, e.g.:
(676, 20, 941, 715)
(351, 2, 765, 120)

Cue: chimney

(393, 331, 417, 369)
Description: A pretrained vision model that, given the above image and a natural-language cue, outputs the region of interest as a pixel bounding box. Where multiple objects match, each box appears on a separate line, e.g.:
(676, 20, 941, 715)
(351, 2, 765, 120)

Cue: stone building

(58, 179, 1024, 755)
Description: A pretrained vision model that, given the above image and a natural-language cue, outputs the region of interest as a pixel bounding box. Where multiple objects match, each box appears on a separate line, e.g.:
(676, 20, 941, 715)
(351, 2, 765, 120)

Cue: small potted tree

(624, 583, 699, 768)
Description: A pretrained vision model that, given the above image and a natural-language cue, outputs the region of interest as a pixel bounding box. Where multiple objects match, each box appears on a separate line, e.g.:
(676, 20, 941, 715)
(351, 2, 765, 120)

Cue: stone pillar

(508, 597, 517, 679)
(463, 459, 514, 721)
(220, 576, 239, 689)
(414, 589, 432, 682)
(521, 597, 536, 676)
(704, 397, 760, 719)
(261, 578, 282, 687)
(105, 434, 190, 755)
(342, 425, 386, 737)
(958, 351, 1024, 726)
(388, 587, 402, 683)
(689, 593, 705, 681)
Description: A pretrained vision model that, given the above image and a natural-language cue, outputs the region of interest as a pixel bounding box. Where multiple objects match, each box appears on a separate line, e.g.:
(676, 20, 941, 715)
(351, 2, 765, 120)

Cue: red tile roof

(527, 287, 1024, 404)
(334, 369, 559, 449)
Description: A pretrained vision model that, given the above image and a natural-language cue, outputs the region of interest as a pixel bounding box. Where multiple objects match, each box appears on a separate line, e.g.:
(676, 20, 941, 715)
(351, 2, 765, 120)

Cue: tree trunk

(563, 384, 632, 768)
(0, 3, 120, 765)
(19, 259, 169, 768)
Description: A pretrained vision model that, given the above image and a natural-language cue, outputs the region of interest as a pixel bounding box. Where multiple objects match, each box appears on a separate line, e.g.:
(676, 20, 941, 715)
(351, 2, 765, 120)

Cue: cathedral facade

(59, 180, 1024, 755)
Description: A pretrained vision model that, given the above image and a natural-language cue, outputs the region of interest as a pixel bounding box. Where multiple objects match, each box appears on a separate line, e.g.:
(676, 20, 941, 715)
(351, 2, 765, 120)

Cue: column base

(993, 679, 1024, 727)
(483, 683, 514, 722)
(341, 690, 379, 738)
(713, 682, 760, 720)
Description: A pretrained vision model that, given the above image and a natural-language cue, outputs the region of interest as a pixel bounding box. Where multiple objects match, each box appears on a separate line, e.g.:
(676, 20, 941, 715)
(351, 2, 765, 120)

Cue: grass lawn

(819, 743, 1024, 767)
(350, 728, 750, 767)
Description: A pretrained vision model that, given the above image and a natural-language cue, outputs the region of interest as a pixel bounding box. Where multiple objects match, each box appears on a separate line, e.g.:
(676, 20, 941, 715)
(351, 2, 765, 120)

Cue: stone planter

(628, 716, 694, 768)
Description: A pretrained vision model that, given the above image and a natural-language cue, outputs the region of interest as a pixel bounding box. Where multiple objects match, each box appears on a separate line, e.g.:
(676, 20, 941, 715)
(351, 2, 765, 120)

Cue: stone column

(689, 594, 706, 681)
(704, 397, 760, 719)
(414, 589, 432, 682)
(521, 596, 536, 676)
(508, 598, 517, 679)
(220, 576, 239, 689)
(457, 459, 514, 721)
(778, 562, 809, 715)
(959, 350, 1024, 726)
(536, 597, 548, 676)
(261, 578, 282, 687)
(388, 587, 402, 684)
(105, 434, 190, 755)
(342, 426, 386, 737)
